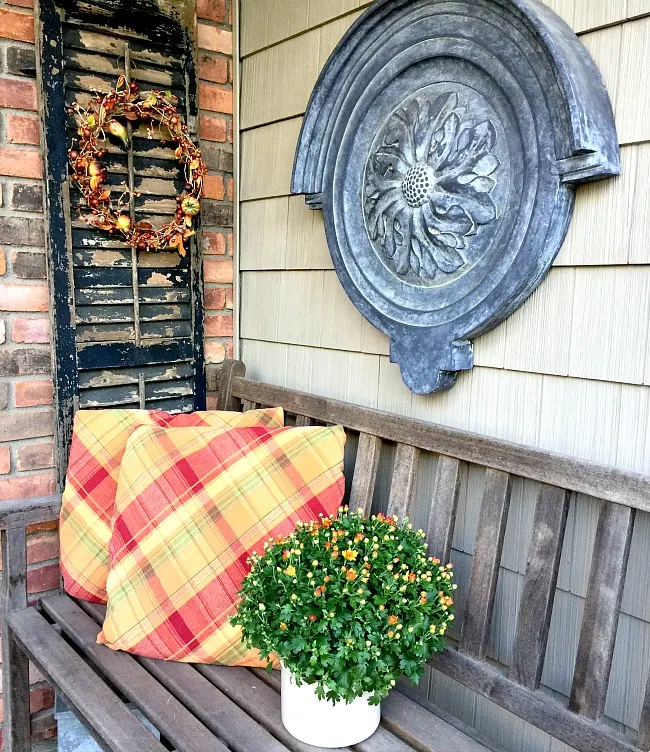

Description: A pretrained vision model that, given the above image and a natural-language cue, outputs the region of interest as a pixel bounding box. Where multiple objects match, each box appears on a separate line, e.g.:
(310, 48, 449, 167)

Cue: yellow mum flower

(284, 565, 296, 577)
(342, 549, 358, 561)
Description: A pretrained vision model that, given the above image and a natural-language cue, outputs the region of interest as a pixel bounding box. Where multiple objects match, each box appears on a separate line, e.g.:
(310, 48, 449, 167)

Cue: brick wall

(197, 0, 236, 376)
(0, 0, 235, 743)
(0, 1, 59, 743)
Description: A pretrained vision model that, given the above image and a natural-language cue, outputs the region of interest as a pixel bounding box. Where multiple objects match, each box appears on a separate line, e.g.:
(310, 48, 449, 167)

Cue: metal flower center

(401, 163, 435, 208)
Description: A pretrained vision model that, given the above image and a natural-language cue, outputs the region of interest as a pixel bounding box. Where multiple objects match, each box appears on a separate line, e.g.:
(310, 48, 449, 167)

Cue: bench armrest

(0, 493, 62, 530)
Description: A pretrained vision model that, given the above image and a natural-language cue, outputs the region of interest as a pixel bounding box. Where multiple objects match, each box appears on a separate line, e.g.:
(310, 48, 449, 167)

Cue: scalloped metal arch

(291, 0, 620, 394)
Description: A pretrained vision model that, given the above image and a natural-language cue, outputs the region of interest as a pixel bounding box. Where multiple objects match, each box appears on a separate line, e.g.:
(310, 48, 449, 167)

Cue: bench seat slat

(7, 608, 167, 752)
(40, 594, 227, 752)
(382, 690, 495, 752)
(199, 665, 353, 752)
(459, 469, 512, 660)
(569, 502, 635, 720)
(426, 455, 462, 564)
(510, 485, 571, 690)
(78, 601, 290, 752)
(349, 432, 382, 516)
(250, 667, 417, 752)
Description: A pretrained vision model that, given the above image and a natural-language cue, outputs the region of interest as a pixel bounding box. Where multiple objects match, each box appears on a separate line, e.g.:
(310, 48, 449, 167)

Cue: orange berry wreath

(67, 75, 208, 256)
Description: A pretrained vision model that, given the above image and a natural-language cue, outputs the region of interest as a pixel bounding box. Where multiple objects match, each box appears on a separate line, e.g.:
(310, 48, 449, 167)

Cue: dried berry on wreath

(67, 76, 207, 256)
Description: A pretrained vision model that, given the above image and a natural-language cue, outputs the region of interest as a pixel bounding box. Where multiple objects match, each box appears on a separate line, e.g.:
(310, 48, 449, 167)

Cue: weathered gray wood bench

(2, 358, 649, 752)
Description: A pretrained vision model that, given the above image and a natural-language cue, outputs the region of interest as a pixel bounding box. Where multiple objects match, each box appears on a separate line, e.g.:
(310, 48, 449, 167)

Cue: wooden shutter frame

(36, 0, 205, 486)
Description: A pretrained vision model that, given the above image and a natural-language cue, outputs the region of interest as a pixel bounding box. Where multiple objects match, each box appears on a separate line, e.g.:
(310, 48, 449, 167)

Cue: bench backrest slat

(425, 455, 462, 564)
(210, 360, 650, 752)
(509, 485, 571, 690)
(569, 502, 635, 720)
(387, 444, 419, 520)
(349, 433, 382, 516)
(637, 675, 650, 749)
(458, 469, 512, 661)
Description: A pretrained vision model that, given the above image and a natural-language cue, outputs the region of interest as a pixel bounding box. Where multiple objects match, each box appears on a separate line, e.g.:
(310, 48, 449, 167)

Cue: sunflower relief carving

(364, 93, 500, 282)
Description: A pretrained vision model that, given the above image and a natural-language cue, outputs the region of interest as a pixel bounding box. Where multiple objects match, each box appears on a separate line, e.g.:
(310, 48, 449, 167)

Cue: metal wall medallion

(291, 0, 620, 394)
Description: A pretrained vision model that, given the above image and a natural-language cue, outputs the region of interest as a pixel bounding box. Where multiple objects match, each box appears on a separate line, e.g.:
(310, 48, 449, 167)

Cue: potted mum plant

(232, 507, 455, 748)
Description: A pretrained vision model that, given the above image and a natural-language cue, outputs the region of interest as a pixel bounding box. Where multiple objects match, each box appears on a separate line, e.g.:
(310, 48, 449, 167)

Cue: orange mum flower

(387, 630, 394, 638)
(346, 569, 358, 581)
(280, 622, 288, 631)
(419, 596, 428, 605)
(282, 549, 291, 560)
(321, 518, 332, 528)
(308, 614, 317, 622)
(388, 615, 398, 625)
(408, 573, 416, 582)
(354, 533, 364, 543)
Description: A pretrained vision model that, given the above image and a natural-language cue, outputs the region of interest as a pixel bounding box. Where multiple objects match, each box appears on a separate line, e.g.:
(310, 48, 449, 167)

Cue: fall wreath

(67, 76, 207, 256)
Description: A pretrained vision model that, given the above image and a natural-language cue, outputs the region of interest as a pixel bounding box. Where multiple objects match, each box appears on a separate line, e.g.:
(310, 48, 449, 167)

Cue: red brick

(0, 9, 35, 43)
(27, 519, 57, 533)
(0, 408, 53, 440)
(0, 283, 48, 312)
(199, 83, 233, 114)
(27, 530, 58, 562)
(6, 0, 34, 8)
(204, 258, 232, 283)
(197, 24, 232, 54)
(0, 471, 55, 502)
(199, 53, 228, 84)
(226, 178, 234, 201)
(0, 77, 37, 110)
(205, 314, 233, 337)
(29, 686, 54, 714)
(203, 174, 225, 200)
(11, 317, 49, 344)
(27, 561, 59, 593)
(228, 120, 233, 143)
(0, 148, 41, 179)
(17, 440, 53, 471)
(6, 114, 39, 145)
(14, 380, 53, 407)
(225, 287, 234, 309)
(205, 340, 225, 364)
(205, 287, 226, 309)
(0, 250, 6, 276)
(203, 231, 226, 255)
(226, 339, 233, 359)
(197, 0, 226, 22)
(200, 114, 227, 142)
(0, 446, 10, 475)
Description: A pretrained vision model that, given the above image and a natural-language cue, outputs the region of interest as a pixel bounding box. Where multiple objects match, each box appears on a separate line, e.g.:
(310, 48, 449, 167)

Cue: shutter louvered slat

(61, 19, 201, 414)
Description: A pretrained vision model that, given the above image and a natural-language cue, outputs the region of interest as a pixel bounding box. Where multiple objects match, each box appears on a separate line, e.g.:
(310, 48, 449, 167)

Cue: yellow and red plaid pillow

(60, 407, 284, 603)
(98, 423, 346, 664)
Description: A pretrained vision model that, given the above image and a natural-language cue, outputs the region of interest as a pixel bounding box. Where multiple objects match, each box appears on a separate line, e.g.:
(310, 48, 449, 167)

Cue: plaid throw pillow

(60, 407, 284, 603)
(98, 423, 346, 664)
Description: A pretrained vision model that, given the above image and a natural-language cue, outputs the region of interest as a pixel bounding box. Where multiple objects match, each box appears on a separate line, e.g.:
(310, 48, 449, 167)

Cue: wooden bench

(2, 358, 649, 752)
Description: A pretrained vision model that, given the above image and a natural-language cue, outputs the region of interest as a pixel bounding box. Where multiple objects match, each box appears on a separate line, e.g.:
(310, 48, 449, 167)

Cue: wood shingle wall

(238, 1, 650, 750)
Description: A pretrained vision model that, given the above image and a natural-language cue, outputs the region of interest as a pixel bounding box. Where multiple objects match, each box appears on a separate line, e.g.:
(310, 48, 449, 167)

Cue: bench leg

(2, 625, 31, 751)
(1, 528, 31, 751)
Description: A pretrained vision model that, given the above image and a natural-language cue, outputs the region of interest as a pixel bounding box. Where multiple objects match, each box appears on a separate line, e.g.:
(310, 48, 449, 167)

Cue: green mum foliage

(231, 507, 455, 705)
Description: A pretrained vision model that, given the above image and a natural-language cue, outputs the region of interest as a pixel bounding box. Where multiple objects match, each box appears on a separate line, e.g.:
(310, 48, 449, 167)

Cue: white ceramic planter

(280, 665, 381, 748)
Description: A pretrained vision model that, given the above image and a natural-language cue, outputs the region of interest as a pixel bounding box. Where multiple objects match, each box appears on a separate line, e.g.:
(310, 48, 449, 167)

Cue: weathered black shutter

(39, 0, 205, 484)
